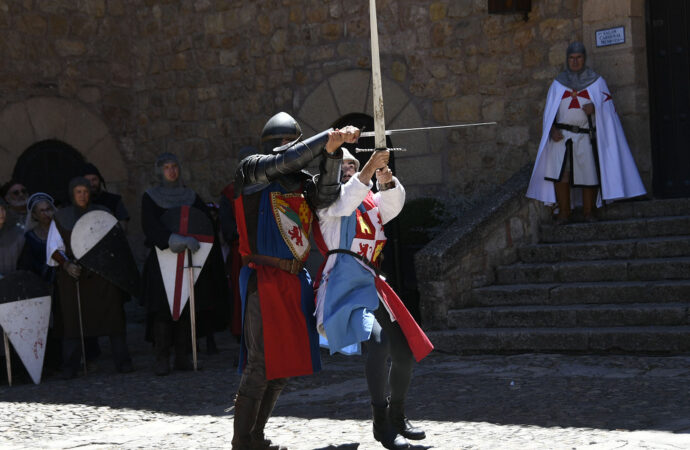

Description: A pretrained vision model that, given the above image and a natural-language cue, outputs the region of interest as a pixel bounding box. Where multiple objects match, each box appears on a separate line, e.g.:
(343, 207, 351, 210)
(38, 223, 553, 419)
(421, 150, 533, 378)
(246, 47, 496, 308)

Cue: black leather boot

(251, 385, 287, 450)
(389, 400, 426, 440)
(173, 318, 194, 371)
(232, 394, 261, 450)
(153, 321, 171, 376)
(372, 402, 409, 449)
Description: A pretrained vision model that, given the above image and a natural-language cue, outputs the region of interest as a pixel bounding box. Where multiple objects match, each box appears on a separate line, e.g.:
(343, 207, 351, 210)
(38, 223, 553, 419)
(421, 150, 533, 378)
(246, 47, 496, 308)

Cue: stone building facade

(0, 1, 658, 276)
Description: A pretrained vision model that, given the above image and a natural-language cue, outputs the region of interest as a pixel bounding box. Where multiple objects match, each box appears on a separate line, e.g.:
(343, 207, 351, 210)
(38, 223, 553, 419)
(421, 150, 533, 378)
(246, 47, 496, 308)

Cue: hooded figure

(81, 163, 130, 230)
(20, 193, 57, 280)
(1, 180, 29, 232)
(140, 152, 229, 376)
(527, 41, 646, 222)
(46, 177, 132, 378)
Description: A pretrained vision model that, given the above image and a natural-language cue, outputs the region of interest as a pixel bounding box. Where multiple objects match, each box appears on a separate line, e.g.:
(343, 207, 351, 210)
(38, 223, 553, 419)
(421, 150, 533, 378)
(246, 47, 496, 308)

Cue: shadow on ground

(2, 321, 690, 435)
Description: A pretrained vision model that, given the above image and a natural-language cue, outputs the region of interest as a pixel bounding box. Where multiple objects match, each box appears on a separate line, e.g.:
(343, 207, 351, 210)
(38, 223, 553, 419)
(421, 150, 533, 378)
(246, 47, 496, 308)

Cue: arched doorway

(13, 140, 85, 206)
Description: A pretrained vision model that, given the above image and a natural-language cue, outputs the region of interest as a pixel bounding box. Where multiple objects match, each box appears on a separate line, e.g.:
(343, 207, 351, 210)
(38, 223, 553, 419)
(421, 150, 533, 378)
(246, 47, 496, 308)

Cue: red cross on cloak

(603, 92, 612, 102)
(172, 205, 214, 320)
(562, 89, 591, 109)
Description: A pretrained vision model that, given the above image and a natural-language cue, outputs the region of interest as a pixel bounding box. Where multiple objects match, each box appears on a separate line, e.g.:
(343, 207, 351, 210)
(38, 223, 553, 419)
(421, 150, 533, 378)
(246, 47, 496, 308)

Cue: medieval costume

(231, 112, 352, 449)
(81, 163, 130, 224)
(1, 180, 28, 233)
(20, 193, 57, 281)
(140, 153, 228, 375)
(46, 177, 132, 378)
(0, 204, 25, 277)
(219, 146, 259, 340)
(314, 149, 433, 450)
(527, 42, 646, 220)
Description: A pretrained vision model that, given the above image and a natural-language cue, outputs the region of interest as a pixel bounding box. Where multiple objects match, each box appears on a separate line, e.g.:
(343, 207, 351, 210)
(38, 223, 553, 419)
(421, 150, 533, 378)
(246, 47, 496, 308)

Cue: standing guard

(140, 153, 228, 376)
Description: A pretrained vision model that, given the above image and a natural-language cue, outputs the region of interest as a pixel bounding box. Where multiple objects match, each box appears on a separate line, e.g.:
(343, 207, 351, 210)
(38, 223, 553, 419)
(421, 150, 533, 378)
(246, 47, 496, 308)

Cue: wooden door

(646, 0, 690, 197)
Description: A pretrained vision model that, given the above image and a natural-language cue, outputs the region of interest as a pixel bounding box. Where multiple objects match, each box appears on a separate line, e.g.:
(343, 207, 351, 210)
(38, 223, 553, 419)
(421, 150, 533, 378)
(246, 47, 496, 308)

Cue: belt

(242, 253, 304, 275)
(555, 123, 593, 134)
(325, 248, 385, 279)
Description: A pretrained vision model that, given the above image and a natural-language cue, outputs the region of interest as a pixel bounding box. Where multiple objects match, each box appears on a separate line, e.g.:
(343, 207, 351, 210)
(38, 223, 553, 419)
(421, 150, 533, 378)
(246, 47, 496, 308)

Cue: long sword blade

(359, 122, 497, 138)
(369, 0, 386, 150)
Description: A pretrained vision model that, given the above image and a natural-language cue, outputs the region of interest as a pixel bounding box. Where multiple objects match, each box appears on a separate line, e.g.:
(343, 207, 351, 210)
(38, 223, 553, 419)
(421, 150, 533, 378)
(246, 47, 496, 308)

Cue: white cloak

(527, 77, 646, 206)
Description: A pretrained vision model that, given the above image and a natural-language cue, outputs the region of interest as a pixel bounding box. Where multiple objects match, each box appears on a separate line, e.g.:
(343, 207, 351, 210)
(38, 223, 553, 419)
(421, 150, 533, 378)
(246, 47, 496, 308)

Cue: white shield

(0, 296, 51, 384)
(156, 244, 213, 320)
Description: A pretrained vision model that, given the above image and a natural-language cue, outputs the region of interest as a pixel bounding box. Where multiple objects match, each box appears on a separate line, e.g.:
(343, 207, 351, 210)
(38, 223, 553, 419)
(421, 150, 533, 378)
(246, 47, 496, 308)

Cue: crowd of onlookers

(0, 159, 241, 383)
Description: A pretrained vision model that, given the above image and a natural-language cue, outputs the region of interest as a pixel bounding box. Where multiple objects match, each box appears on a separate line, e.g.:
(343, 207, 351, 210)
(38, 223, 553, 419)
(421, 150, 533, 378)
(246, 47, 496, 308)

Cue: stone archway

(0, 97, 127, 195)
(294, 69, 441, 197)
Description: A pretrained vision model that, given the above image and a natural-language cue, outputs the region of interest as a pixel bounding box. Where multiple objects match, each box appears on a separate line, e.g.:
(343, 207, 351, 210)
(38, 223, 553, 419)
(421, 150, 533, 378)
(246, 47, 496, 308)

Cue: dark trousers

(237, 289, 288, 400)
(62, 334, 131, 373)
(365, 303, 415, 406)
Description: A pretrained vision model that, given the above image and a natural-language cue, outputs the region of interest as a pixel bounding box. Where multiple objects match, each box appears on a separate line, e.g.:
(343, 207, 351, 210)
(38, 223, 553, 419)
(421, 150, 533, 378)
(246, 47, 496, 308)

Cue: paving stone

(3, 323, 690, 449)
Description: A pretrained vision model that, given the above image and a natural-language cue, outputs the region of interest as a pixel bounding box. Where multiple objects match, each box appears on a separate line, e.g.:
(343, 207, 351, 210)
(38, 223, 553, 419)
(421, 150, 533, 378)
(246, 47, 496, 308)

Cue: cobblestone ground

(2, 322, 690, 449)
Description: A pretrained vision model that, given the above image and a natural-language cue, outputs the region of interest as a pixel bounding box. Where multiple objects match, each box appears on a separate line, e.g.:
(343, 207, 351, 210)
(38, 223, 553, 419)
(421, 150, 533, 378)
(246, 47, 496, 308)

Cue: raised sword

(357, 0, 495, 153)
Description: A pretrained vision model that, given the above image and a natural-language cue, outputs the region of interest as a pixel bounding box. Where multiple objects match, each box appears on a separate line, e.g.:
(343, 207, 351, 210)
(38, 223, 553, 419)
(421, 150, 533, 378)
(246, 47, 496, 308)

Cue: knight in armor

(231, 112, 359, 449)
(46, 177, 133, 379)
(140, 152, 229, 376)
(314, 149, 433, 450)
(527, 41, 646, 223)
(81, 163, 130, 232)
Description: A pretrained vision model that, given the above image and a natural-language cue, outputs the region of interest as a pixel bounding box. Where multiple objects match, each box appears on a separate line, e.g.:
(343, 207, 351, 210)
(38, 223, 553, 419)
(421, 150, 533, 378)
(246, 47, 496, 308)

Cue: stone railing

(414, 164, 550, 329)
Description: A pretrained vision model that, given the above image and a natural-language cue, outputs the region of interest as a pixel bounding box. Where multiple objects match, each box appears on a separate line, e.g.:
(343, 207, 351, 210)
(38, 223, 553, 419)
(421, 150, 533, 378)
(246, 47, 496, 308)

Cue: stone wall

(415, 165, 550, 329)
(0, 0, 650, 265)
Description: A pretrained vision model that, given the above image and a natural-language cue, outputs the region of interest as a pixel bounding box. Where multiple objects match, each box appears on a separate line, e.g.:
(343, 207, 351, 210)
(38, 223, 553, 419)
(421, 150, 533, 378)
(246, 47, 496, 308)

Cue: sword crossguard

(354, 147, 406, 153)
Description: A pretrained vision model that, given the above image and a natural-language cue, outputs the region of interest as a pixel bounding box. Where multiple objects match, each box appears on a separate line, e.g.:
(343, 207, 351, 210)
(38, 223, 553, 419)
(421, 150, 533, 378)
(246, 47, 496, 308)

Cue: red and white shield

(156, 205, 214, 321)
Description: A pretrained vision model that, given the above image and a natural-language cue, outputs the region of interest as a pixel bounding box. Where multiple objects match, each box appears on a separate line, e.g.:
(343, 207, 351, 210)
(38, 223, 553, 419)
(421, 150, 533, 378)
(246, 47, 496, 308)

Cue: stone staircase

(435, 198, 690, 354)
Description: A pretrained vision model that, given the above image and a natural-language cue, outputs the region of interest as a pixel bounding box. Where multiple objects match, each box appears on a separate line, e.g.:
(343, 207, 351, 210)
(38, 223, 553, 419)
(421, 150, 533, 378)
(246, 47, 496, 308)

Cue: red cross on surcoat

(562, 89, 591, 109)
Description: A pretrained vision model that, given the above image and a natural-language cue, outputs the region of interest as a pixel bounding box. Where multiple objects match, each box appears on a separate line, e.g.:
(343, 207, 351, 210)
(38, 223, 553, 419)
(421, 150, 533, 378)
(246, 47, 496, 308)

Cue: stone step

(518, 235, 690, 263)
(447, 302, 690, 329)
(467, 280, 690, 308)
(428, 326, 690, 353)
(495, 256, 690, 284)
(597, 197, 690, 220)
(539, 215, 690, 243)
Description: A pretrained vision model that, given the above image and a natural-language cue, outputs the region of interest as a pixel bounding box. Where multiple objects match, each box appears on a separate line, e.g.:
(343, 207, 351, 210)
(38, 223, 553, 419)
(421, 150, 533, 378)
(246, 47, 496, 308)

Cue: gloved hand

(168, 233, 201, 253)
(184, 236, 200, 253)
(62, 261, 81, 279)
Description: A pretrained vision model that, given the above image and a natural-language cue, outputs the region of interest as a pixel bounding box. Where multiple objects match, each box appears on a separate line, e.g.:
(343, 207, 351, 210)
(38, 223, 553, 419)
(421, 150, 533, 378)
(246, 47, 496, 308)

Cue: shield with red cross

(270, 192, 312, 260)
(156, 205, 214, 321)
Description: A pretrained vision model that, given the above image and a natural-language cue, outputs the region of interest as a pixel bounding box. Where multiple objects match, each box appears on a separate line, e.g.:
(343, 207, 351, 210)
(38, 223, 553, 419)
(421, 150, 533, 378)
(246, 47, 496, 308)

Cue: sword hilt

(354, 147, 406, 153)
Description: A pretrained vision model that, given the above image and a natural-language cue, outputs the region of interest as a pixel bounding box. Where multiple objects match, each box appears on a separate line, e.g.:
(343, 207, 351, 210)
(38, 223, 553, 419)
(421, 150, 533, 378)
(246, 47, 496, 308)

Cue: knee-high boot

(173, 317, 193, 371)
(555, 181, 571, 224)
(232, 394, 262, 450)
(251, 383, 287, 449)
(372, 402, 409, 449)
(389, 400, 425, 440)
(153, 321, 171, 376)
